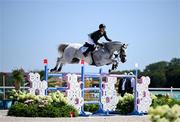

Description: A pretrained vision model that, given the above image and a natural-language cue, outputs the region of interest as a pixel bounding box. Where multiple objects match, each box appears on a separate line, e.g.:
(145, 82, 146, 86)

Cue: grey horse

(50, 41, 127, 72)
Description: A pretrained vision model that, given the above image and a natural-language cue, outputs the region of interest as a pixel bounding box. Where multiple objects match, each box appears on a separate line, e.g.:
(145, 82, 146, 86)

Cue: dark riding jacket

(89, 30, 111, 45)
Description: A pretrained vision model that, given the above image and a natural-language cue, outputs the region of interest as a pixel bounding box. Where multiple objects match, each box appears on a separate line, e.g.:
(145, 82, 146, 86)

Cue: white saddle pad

(79, 46, 88, 53)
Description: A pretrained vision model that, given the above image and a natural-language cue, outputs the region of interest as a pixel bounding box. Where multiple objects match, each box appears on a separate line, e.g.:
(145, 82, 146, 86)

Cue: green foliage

(144, 61, 168, 72)
(37, 70, 45, 81)
(116, 93, 134, 115)
(143, 58, 180, 88)
(8, 102, 78, 117)
(12, 69, 25, 90)
(7, 90, 78, 117)
(8, 103, 38, 117)
(115, 93, 180, 115)
(151, 94, 180, 108)
(170, 58, 180, 66)
(59, 105, 79, 117)
(149, 104, 180, 122)
(143, 61, 168, 88)
(84, 104, 99, 113)
(165, 58, 180, 87)
(0, 73, 3, 86)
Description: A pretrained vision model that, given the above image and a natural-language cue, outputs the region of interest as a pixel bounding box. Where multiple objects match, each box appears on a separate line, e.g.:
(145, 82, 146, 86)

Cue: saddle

(79, 44, 103, 54)
(79, 46, 97, 66)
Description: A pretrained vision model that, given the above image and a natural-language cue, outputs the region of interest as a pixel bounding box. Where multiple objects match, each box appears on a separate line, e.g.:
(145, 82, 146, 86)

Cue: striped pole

(99, 68, 104, 113)
(44, 59, 48, 95)
(80, 58, 85, 115)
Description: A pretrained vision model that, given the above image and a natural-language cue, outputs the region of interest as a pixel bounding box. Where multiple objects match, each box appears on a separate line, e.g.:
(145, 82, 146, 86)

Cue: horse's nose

(121, 58, 127, 63)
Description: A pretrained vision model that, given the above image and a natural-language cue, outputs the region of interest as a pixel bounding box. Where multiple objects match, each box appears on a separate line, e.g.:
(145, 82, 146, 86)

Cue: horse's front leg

(111, 60, 119, 70)
(57, 63, 64, 72)
(50, 57, 61, 72)
(105, 59, 118, 73)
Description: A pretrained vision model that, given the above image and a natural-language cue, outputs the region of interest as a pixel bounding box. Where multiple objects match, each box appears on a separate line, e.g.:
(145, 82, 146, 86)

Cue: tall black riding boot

(83, 48, 91, 57)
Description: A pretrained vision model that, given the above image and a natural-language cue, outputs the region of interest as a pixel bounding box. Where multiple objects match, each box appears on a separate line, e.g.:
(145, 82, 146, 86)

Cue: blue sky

(0, 0, 180, 73)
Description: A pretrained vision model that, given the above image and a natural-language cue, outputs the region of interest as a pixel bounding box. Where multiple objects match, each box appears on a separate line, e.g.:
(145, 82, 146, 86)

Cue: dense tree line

(113, 58, 180, 88)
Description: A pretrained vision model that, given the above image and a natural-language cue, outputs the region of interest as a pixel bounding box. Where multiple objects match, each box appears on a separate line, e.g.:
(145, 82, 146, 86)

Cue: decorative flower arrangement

(149, 104, 180, 122)
(8, 90, 78, 117)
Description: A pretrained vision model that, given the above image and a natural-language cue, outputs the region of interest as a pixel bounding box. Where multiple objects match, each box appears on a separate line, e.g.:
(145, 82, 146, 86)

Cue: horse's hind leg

(50, 57, 61, 72)
(57, 57, 79, 72)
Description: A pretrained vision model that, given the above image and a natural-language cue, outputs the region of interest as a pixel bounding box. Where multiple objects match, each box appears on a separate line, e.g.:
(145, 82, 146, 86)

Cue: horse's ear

(124, 44, 128, 49)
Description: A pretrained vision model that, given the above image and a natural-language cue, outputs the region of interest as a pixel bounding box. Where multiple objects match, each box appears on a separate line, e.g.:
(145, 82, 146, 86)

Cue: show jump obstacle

(28, 59, 152, 115)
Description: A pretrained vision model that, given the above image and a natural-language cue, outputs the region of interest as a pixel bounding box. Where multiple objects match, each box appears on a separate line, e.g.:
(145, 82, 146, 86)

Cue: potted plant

(3, 100, 12, 109)
(3, 90, 16, 109)
(3, 69, 25, 109)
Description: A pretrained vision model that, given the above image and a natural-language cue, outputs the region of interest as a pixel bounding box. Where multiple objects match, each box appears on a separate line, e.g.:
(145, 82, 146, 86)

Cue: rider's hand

(99, 43, 103, 47)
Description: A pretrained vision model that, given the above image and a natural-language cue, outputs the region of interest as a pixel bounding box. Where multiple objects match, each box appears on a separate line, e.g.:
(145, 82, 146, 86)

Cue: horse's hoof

(57, 67, 62, 72)
(50, 69, 56, 72)
(57, 69, 62, 72)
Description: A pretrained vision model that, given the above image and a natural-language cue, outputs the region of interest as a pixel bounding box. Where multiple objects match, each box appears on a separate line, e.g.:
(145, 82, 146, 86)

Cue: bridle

(119, 44, 127, 63)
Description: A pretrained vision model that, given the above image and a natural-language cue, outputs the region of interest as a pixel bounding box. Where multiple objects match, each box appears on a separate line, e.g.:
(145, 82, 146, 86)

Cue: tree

(37, 70, 45, 81)
(12, 69, 25, 90)
(169, 58, 180, 66)
(165, 58, 180, 88)
(142, 61, 168, 88)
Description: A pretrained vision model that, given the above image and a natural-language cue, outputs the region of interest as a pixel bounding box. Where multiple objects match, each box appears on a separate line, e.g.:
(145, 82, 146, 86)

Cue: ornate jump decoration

(28, 72, 47, 96)
(28, 59, 152, 115)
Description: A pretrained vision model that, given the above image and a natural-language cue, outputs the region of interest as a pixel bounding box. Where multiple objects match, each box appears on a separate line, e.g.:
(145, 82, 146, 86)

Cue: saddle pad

(79, 46, 88, 53)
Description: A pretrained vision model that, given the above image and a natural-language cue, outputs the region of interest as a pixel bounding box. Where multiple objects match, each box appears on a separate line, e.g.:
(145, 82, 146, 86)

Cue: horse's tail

(58, 44, 68, 55)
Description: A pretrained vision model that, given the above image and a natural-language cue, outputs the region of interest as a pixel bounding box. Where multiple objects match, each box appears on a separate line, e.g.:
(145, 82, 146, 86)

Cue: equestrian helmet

(99, 24, 106, 29)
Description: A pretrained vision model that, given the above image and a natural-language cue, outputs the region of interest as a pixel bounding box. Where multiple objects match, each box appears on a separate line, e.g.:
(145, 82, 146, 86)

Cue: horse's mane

(103, 41, 123, 45)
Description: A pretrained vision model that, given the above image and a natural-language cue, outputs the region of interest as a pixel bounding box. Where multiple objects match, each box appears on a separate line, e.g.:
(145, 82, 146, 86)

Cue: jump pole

(80, 58, 85, 115)
(132, 66, 139, 114)
(44, 59, 48, 95)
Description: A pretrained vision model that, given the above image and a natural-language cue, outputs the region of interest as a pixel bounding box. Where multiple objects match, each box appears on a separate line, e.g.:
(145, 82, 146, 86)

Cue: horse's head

(103, 41, 128, 63)
(119, 43, 128, 63)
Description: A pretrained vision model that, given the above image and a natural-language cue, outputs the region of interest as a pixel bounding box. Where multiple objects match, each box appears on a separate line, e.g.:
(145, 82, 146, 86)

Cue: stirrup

(83, 53, 88, 57)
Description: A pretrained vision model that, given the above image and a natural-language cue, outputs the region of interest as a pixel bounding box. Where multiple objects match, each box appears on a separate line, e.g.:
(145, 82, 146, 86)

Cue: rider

(83, 24, 112, 57)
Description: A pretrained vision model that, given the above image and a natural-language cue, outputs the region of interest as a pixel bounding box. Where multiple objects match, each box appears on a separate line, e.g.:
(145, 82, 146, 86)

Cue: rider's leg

(83, 47, 90, 56)
(83, 44, 95, 56)
(83, 42, 90, 56)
